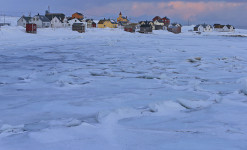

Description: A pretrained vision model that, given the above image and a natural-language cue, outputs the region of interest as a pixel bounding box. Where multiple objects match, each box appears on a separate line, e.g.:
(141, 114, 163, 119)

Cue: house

(30, 14, 50, 28)
(153, 20, 164, 30)
(194, 24, 213, 32)
(139, 21, 155, 30)
(45, 12, 66, 28)
(86, 19, 96, 28)
(72, 12, 84, 19)
(68, 18, 84, 27)
(140, 21, 152, 33)
(72, 23, 85, 33)
(124, 24, 137, 33)
(117, 12, 129, 23)
(168, 23, 182, 34)
(153, 16, 162, 22)
(213, 24, 235, 32)
(162, 17, 170, 26)
(118, 21, 129, 29)
(17, 16, 31, 27)
(98, 19, 118, 28)
(153, 16, 170, 26)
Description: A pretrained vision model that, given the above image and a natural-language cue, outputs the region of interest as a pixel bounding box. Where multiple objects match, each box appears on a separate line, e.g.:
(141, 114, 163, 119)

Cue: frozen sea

(0, 19, 247, 150)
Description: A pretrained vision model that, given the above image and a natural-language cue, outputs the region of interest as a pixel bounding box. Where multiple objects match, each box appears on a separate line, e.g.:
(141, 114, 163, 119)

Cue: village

(12, 8, 236, 34)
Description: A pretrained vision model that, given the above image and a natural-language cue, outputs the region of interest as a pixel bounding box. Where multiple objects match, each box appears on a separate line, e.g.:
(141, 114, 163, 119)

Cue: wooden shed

(72, 23, 85, 33)
(168, 23, 182, 34)
(124, 25, 136, 33)
(26, 23, 37, 33)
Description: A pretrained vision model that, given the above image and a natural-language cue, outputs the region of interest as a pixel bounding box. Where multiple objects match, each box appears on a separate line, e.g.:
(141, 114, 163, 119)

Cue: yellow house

(117, 12, 129, 23)
(98, 19, 118, 28)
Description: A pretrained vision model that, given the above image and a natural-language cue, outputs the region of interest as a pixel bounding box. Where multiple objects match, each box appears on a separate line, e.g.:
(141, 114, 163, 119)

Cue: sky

(0, 0, 247, 27)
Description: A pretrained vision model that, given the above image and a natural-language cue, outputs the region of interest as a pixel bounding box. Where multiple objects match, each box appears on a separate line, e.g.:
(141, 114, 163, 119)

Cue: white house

(17, 16, 31, 27)
(45, 13, 67, 28)
(214, 24, 235, 32)
(194, 24, 213, 32)
(68, 18, 85, 27)
(30, 14, 50, 28)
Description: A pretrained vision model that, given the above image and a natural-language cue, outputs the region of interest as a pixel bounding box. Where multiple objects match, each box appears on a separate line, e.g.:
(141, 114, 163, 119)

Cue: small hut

(140, 21, 152, 33)
(26, 23, 37, 33)
(168, 23, 182, 34)
(72, 23, 85, 33)
(124, 24, 137, 33)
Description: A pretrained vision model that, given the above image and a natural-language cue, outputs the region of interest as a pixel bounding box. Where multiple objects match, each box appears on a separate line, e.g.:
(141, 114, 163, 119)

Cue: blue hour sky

(1, 0, 247, 27)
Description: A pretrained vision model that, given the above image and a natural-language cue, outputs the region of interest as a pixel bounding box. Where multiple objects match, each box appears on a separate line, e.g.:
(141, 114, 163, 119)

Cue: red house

(152, 16, 161, 22)
(26, 24, 37, 33)
(162, 17, 170, 26)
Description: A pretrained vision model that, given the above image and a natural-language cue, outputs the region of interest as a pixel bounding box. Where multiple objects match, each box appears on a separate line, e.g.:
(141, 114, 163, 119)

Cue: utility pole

(4, 14, 5, 24)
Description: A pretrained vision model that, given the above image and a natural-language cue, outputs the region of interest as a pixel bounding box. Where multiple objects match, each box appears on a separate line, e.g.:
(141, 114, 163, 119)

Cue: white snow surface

(1, 20, 247, 150)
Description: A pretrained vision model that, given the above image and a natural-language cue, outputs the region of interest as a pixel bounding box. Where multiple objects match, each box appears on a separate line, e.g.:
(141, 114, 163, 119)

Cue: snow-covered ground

(1, 19, 247, 150)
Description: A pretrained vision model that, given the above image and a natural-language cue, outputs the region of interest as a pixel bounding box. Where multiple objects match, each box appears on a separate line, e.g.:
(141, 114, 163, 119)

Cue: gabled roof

(34, 14, 50, 22)
(74, 12, 83, 16)
(195, 24, 212, 28)
(154, 19, 163, 23)
(162, 16, 170, 20)
(45, 13, 65, 22)
(98, 19, 117, 24)
(72, 23, 85, 26)
(140, 21, 152, 27)
(18, 16, 31, 22)
(68, 18, 83, 22)
(226, 25, 235, 29)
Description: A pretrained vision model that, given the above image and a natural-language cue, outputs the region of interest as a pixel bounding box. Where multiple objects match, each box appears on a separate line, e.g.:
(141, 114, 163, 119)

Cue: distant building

(153, 20, 165, 30)
(194, 24, 213, 32)
(30, 14, 50, 28)
(72, 12, 84, 19)
(68, 18, 84, 27)
(86, 19, 96, 28)
(72, 23, 85, 33)
(162, 17, 170, 26)
(140, 21, 152, 33)
(17, 16, 31, 27)
(168, 23, 182, 34)
(152, 16, 162, 22)
(213, 24, 235, 32)
(117, 12, 129, 23)
(139, 21, 155, 30)
(98, 19, 118, 28)
(124, 23, 137, 33)
(45, 12, 66, 28)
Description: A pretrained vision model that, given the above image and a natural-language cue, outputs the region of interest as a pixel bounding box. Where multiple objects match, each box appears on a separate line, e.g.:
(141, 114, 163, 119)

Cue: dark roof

(162, 16, 170, 20)
(34, 14, 50, 22)
(45, 13, 65, 22)
(226, 25, 235, 29)
(18, 16, 31, 22)
(140, 21, 152, 27)
(72, 23, 85, 26)
(195, 24, 212, 28)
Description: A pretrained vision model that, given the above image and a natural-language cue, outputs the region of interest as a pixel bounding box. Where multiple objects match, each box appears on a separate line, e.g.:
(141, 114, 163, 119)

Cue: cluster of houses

(193, 23, 235, 33)
(16, 9, 235, 34)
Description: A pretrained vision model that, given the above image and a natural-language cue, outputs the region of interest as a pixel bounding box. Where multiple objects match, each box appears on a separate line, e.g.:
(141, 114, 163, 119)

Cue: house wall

(30, 16, 50, 28)
(51, 17, 63, 28)
(98, 21, 117, 28)
(17, 18, 27, 27)
(68, 19, 83, 27)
